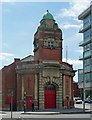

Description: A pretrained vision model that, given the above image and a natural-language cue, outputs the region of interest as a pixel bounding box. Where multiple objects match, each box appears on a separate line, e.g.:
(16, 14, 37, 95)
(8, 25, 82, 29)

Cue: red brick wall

(34, 50, 39, 60)
(39, 48, 62, 61)
(2, 62, 16, 109)
(73, 82, 82, 98)
(0, 70, 2, 110)
(0, 70, 2, 92)
(35, 30, 62, 39)
(34, 29, 62, 61)
(65, 75, 70, 96)
(17, 73, 35, 108)
(17, 74, 21, 101)
(64, 76, 74, 108)
(71, 77, 73, 100)
(24, 73, 35, 98)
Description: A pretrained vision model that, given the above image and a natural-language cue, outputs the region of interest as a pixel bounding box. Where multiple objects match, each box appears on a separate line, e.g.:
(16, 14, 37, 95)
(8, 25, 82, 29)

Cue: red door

(44, 84, 56, 109)
(26, 96, 32, 110)
(66, 97, 69, 109)
(7, 96, 15, 104)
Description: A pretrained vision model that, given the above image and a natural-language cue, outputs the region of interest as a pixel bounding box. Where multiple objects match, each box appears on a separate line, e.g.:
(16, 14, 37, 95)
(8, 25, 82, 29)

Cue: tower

(34, 10, 62, 62)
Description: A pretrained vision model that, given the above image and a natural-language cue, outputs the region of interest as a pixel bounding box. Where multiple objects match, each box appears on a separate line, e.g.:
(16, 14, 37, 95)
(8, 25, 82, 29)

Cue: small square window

(48, 41, 53, 47)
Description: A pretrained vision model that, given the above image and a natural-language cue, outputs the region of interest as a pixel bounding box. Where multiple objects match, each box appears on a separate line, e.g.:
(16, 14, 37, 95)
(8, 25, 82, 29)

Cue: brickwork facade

(1, 11, 75, 111)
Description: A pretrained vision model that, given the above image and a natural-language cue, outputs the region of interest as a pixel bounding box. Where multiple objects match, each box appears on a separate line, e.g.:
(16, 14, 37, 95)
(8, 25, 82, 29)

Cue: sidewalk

(0, 111, 6, 114)
(21, 108, 92, 115)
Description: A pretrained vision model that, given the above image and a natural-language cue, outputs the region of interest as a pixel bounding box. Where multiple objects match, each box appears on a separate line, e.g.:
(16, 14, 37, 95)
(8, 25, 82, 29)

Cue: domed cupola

(40, 10, 56, 29)
(42, 10, 54, 20)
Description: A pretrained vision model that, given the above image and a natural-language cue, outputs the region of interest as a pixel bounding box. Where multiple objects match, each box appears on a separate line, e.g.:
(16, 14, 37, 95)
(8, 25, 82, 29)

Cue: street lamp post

(83, 51, 85, 112)
(24, 92, 26, 112)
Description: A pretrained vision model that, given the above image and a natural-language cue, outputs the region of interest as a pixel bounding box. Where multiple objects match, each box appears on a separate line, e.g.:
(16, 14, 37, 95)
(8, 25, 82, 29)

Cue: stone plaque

(43, 69, 59, 77)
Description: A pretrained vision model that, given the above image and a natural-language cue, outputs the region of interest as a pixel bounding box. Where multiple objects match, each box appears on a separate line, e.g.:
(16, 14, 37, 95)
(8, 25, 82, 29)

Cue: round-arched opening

(44, 84, 56, 109)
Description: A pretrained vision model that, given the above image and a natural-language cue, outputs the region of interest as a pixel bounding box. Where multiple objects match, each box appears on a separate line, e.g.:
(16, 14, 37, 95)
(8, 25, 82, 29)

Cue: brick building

(0, 69, 2, 110)
(1, 10, 76, 111)
(73, 82, 83, 100)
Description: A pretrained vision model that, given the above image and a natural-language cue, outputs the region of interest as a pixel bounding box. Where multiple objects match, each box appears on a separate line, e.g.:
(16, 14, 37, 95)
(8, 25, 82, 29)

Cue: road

(0, 103, 92, 119)
(1, 112, 91, 119)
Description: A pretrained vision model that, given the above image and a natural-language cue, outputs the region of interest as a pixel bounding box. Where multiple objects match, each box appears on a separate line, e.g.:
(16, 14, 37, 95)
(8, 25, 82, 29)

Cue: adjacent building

(0, 70, 2, 110)
(78, 4, 92, 101)
(1, 10, 76, 111)
(73, 81, 83, 100)
(78, 69, 83, 88)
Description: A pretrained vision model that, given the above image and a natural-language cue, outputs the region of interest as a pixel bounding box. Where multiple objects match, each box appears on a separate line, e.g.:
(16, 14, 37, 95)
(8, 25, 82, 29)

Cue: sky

(0, 0, 91, 81)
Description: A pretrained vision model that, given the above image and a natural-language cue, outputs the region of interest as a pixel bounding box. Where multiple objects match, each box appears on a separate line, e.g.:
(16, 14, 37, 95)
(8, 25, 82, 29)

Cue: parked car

(84, 100, 92, 103)
(74, 98, 82, 104)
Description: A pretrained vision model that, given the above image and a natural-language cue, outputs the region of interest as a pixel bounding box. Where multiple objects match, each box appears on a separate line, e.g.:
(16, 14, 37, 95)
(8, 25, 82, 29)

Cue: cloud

(73, 18, 82, 22)
(62, 24, 82, 29)
(63, 58, 83, 81)
(57, 0, 90, 18)
(1, 0, 13, 1)
(63, 58, 82, 67)
(0, 52, 14, 57)
(0, 52, 14, 61)
(75, 49, 83, 55)
(1, 0, 9, 1)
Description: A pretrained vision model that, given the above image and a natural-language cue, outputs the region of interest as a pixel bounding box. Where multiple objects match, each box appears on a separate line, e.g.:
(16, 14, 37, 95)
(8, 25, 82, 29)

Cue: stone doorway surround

(39, 68, 63, 110)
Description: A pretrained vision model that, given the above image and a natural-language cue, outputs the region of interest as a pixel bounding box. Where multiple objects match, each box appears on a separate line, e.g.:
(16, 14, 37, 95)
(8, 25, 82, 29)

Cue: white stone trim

(21, 74, 24, 100)
(34, 74, 38, 100)
(39, 71, 63, 109)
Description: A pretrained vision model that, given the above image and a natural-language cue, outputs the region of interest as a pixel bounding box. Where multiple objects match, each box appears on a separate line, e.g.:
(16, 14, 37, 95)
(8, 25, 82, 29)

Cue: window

(84, 73, 90, 82)
(45, 84, 56, 91)
(84, 58, 90, 66)
(8, 89, 15, 96)
(84, 66, 90, 72)
(84, 29, 91, 42)
(83, 14, 91, 28)
(84, 43, 90, 51)
(48, 41, 53, 47)
(84, 50, 91, 58)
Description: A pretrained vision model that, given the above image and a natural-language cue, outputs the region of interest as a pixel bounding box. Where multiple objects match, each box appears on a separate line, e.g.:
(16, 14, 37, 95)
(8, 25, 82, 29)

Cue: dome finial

(42, 10, 54, 20)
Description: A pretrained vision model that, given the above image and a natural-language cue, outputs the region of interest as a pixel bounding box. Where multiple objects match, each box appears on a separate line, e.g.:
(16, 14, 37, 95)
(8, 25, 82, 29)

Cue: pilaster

(34, 74, 38, 100)
(21, 74, 24, 100)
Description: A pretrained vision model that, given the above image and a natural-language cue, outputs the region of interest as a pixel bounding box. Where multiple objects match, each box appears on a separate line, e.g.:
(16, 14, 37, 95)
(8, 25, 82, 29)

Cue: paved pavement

(21, 102, 92, 115)
(21, 108, 91, 115)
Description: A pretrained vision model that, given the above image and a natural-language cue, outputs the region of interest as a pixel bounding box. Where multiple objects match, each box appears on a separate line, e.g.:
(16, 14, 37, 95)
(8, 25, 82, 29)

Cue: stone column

(58, 85, 63, 109)
(39, 73, 44, 110)
(69, 76, 71, 100)
(63, 75, 65, 100)
(34, 74, 38, 109)
(63, 75, 66, 108)
(56, 89, 59, 109)
(58, 73, 63, 109)
(34, 74, 38, 100)
(21, 74, 24, 100)
(17, 73, 19, 110)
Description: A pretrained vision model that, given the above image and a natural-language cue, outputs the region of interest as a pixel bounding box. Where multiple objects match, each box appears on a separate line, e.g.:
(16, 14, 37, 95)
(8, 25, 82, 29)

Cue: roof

(42, 10, 54, 20)
(21, 55, 34, 62)
(78, 6, 91, 20)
